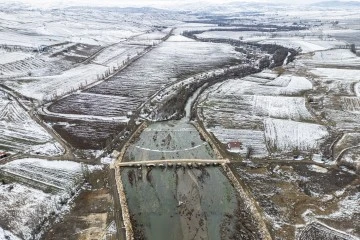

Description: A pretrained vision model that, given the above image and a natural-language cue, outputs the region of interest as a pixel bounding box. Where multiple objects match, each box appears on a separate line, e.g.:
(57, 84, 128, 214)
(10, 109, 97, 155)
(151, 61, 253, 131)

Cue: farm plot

(0, 49, 32, 64)
(337, 148, 360, 172)
(321, 108, 360, 131)
(199, 93, 313, 130)
(197, 72, 317, 158)
(252, 96, 313, 120)
(0, 29, 62, 49)
(299, 222, 358, 240)
(201, 75, 312, 97)
(310, 68, 360, 96)
(293, 48, 360, 134)
(333, 133, 360, 170)
(48, 93, 141, 117)
(0, 159, 84, 240)
(86, 35, 241, 103)
(45, 34, 243, 147)
(258, 38, 345, 53)
(0, 183, 57, 240)
(6, 63, 108, 101)
(233, 162, 359, 239)
(0, 55, 71, 79)
(92, 43, 146, 69)
(0, 6, 181, 48)
(0, 158, 82, 192)
(0, 94, 63, 155)
(341, 97, 360, 113)
(127, 29, 172, 45)
(50, 43, 103, 63)
(195, 30, 346, 54)
(304, 49, 360, 67)
(210, 128, 268, 157)
(51, 120, 126, 149)
(264, 118, 328, 152)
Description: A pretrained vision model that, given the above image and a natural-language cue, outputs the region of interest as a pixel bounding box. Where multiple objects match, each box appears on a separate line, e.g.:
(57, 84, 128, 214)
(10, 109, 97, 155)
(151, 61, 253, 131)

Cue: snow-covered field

(0, 183, 56, 240)
(0, 50, 32, 65)
(0, 7, 182, 48)
(0, 6, 184, 102)
(211, 128, 268, 157)
(310, 68, 360, 95)
(306, 49, 360, 67)
(252, 96, 313, 120)
(197, 46, 359, 160)
(296, 48, 360, 142)
(202, 75, 312, 97)
(0, 93, 63, 155)
(92, 44, 146, 69)
(6, 63, 108, 101)
(0, 159, 84, 240)
(0, 158, 82, 191)
(196, 30, 347, 53)
(52, 35, 241, 121)
(258, 38, 345, 53)
(264, 118, 328, 152)
(197, 70, 321, 158)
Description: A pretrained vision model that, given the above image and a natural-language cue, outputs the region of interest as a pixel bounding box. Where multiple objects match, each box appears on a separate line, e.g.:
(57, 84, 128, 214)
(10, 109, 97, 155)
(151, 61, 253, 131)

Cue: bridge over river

(116, 159, 229, 167)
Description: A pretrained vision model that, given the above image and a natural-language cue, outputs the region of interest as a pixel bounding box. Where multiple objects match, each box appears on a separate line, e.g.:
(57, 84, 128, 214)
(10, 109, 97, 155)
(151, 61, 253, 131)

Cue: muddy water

(121, 166, 246, 240)
(120, 79, 260, 239)
(121, 120, 260, 239)
(125, 121, 216, 161)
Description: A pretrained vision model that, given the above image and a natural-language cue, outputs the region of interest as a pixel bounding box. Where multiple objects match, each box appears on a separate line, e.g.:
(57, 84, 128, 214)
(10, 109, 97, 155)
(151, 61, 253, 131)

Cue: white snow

(0, 51, 32, 64)
(264, 118, 328, 152)
(0, 95, 64, 155)
(9, 63, 108, 101)
(0, 158, 87, 239)
(252, 95, 313, 121)
(0, 227, 20, 240)
(329, 192, 360, 219)
(308, 165, 328, 173)
(101, 156, 115, 165)
(27, 142, 64, 156)
(0, 183, 57, 240)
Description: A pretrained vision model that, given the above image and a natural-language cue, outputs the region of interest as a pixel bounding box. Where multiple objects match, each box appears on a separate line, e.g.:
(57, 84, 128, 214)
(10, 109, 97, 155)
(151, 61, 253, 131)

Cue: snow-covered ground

(196, 30, 347, 53)
(0, 159, 84, 240)
(0, 50, 32, 65)
(0, 93, 63, 155)
(49, 34, 242, 122)
(6, 63, 108, 101)
(0, 7, 182, 48)
(264, 118, 328, 152)
(0, 158, 82, 190)
(0, 6, 184, 102)
(198, 70, 321, 158)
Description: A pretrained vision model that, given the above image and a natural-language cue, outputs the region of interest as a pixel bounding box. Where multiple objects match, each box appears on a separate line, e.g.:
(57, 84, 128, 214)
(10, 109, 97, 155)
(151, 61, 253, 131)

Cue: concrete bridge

(116, 159, 229, 168)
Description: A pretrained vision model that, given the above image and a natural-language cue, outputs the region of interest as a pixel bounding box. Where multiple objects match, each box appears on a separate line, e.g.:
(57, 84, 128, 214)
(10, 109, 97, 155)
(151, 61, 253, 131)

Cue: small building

(0, 152, 9, 159)
(227, 141, 241, 150)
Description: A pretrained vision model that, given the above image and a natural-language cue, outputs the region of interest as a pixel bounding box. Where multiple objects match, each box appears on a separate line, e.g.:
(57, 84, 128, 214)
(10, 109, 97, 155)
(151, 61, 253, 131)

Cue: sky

(1, 0, 359, 9)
